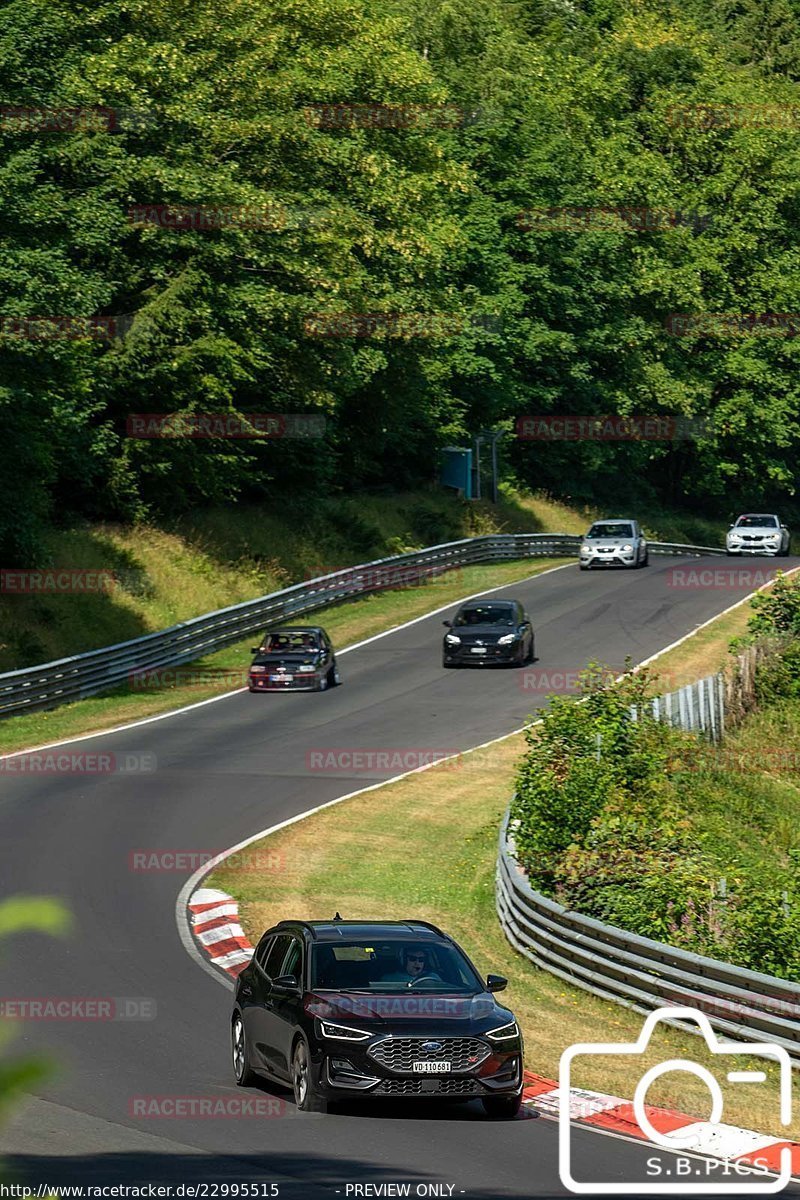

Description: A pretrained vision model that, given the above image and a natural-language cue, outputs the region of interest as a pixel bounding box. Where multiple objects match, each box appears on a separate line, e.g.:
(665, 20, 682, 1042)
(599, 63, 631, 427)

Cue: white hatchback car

(726, 514, 790, 556)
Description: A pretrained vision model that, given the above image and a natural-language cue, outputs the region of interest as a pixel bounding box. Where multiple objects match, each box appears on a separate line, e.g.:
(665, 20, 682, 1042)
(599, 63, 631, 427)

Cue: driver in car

(380, 947, 442, 984)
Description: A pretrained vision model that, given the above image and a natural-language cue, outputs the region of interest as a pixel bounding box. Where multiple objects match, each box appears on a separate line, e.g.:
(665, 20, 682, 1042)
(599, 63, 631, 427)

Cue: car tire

(292, 1038, 326, 1113)
(579, 564, 588, 571)
(316, 673, 328, 692)
(248, 687, 258, 693)
(326, 665, 339, 687)
(232, 1014, 257, 1087)
(481, 1092, 522, 1119)
(641, 550, 649, 568)
(443, 657, 457, 668)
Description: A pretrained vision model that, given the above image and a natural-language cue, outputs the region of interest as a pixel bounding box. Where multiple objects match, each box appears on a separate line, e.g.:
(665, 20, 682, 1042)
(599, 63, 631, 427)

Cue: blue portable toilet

(440, 447, 473, 499)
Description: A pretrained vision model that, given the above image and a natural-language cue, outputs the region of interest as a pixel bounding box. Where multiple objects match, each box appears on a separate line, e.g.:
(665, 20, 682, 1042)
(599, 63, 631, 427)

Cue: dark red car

(248, 626, 340, 693)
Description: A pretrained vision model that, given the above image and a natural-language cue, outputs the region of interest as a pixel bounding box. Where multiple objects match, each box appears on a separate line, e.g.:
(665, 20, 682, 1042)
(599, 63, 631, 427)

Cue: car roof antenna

(333, 911, 343, 921)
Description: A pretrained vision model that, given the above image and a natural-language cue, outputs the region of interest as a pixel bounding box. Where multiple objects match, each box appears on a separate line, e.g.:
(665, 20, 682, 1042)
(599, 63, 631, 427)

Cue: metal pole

(491, 434, 499, 504)
(473, 436, 482, 501)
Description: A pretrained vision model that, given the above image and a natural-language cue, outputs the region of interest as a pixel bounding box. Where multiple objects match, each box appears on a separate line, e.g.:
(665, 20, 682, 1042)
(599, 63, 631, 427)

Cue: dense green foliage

(3, 0, 800, 561)
(511, 641, 800, 979)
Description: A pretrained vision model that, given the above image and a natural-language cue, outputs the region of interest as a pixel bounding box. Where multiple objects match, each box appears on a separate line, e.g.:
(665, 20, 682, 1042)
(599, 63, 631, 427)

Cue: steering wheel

(407, 975, 438, 989)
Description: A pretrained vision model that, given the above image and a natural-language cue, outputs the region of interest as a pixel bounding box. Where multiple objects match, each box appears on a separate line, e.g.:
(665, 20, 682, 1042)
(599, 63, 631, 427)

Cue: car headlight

(319, 1020, 371, 1041)
(497, 633, 516, 644)
(297, 664, 316, 673)
(728, 535, 741, 543)
(249, 665, 267, 673)
(767, 534, 780, 541)
(445, 633, 461, 645)
(486, 1020, 519, 1042)
(621, 544, 633, 553)
(580, 543, 591, 553)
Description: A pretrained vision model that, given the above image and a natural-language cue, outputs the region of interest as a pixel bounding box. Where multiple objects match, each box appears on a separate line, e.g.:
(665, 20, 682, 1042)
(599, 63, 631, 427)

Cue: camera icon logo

(558, 1006, 793, 1195)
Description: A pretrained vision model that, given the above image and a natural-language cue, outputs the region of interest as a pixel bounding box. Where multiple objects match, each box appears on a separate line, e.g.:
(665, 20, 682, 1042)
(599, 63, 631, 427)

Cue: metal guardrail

(497, 812, 800, 1061)
(0, 533, 725, 719)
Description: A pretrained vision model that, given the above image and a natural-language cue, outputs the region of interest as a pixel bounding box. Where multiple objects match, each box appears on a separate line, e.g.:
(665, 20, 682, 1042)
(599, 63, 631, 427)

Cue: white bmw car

(725, 514, 790, 556)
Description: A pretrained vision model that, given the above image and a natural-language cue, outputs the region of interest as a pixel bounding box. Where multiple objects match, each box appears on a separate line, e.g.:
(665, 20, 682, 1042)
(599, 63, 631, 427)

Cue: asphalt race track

(2, 555, 799, 1199)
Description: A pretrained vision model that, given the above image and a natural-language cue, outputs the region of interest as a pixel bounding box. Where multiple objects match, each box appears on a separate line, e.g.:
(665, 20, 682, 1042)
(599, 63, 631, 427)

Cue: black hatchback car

(442, 598, 534, 667)
(248, 626, 339, 692)
(231, 918, 524, 1117)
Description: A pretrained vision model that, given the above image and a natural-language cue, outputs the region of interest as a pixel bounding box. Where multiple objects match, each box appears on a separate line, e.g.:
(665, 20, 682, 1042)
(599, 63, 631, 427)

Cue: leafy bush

(747, 572, 800, 639)
(510, 663, 800, 980)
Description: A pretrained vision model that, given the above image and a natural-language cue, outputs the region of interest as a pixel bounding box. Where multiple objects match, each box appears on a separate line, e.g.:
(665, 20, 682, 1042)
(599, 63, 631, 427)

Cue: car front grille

(375, 1077, 482, 1096)
(368, 1037, 489, 1073)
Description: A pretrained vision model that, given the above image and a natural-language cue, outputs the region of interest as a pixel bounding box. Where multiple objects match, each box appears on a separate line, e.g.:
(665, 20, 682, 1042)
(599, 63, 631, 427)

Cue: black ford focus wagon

(231, 918, 524, 1117)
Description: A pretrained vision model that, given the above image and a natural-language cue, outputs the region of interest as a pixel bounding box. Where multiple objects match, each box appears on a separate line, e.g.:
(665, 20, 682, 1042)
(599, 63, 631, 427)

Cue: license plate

(470, 647, 487, 655)
(412, 1061, 452, 1073)
(270, 674, 293, 682)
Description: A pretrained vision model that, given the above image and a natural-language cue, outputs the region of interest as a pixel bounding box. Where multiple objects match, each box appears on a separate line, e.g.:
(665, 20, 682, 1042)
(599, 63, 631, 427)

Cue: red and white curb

(188, 888, 254, 977)
(522, 1073, 800, 1178)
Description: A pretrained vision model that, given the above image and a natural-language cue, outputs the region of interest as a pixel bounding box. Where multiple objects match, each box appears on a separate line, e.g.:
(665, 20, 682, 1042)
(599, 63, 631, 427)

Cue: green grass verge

(0, 558, 564, 754)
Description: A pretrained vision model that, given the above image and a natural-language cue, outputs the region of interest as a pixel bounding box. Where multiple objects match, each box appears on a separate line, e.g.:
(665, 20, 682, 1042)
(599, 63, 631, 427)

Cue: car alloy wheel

(292, 1038, 325, 1112)
(232, 1014, 256, 1086)
(316, 674, 328, 692)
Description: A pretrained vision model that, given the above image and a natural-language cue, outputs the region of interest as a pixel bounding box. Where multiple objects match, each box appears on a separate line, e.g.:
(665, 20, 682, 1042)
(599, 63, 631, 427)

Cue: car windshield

(587, 522, 634, 539)
(263, 632, 320, 652)
(453, 604, 515, 627)
(736, 515, 778, 529)
(310, 940, 482, 992)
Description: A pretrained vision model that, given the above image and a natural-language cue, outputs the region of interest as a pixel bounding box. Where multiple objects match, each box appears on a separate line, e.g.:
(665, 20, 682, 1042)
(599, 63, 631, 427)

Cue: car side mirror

(273, 974, 299, 991)
(486, 974, 507, 993)
(442, 620, 452, 628)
